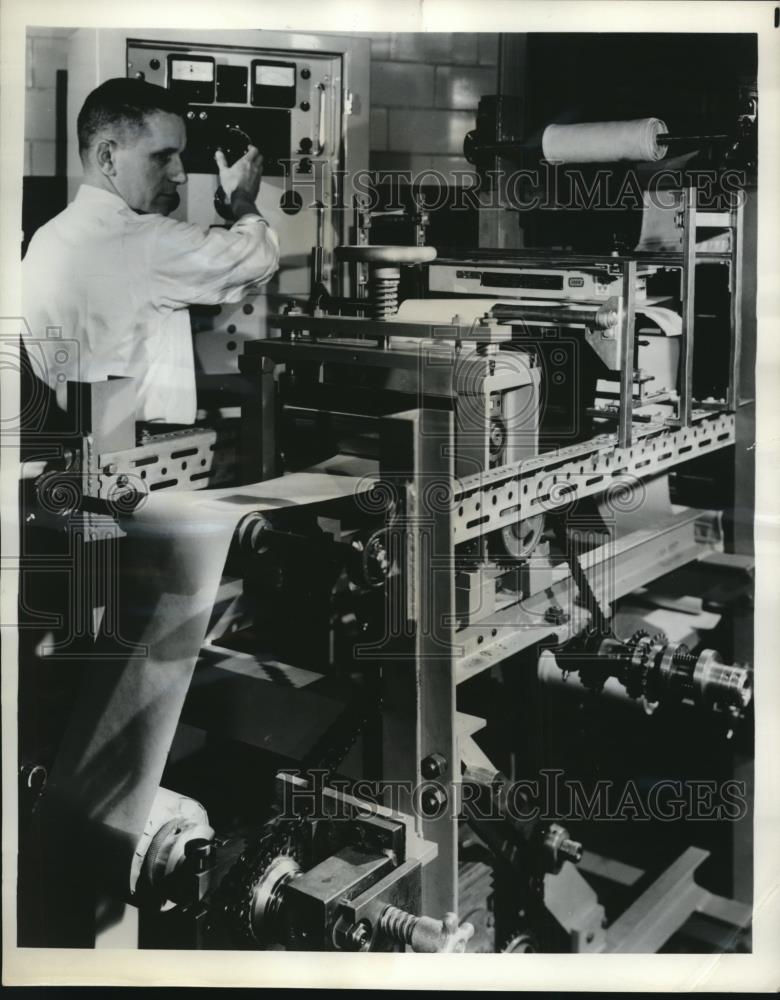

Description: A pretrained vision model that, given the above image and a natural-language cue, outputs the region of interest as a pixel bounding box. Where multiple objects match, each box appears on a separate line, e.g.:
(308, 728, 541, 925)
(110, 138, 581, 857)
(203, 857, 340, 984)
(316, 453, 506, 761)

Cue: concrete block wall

(24, 28, 72, 176)
(368, 33, 498, 185)
(24, 29, 500, 184)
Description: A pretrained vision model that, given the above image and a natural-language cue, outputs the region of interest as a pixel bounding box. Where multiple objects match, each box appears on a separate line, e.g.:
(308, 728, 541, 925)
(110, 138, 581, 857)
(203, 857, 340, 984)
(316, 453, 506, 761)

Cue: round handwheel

(335, 245, 437, 265)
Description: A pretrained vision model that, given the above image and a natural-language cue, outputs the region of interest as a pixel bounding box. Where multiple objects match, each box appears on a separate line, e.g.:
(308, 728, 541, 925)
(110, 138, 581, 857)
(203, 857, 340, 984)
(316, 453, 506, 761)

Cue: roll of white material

(542, 118, 669, 163)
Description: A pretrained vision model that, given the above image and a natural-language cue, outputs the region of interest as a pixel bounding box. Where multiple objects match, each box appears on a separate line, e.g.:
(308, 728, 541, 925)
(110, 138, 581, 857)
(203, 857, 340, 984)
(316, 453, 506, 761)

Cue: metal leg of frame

(379, 407, 459, 919)
(678, 186, 697, 428)
(239, 355, 277, 483)
(618, 260, 637, 449)
(728, 196, 744, 410)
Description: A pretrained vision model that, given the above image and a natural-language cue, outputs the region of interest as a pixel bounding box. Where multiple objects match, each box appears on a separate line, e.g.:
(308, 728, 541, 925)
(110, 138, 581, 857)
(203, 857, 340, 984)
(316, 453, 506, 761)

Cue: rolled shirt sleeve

(149, 214, 280, 309)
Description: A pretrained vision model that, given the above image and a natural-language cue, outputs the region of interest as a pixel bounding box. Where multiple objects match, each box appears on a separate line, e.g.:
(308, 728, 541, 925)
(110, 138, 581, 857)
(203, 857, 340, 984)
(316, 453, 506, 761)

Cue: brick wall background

(24, 27, 71, 177)
(368, 33, 499, 185)
(23, 31, 500, 182)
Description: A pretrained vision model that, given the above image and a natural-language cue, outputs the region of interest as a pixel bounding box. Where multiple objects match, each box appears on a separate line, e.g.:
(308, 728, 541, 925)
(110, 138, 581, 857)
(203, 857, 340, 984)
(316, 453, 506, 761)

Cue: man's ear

(95, 138, 117, 176)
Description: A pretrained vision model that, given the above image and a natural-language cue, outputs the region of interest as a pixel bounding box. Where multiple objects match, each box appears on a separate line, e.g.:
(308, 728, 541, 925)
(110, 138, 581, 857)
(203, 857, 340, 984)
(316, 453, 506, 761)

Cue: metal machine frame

(229, 187, 751, 945)
(19, 28, 755, 946)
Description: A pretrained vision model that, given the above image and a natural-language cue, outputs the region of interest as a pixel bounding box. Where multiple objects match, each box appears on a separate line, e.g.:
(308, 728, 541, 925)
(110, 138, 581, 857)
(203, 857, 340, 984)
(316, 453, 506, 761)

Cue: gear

(202, 674, 379, 950)
(204, 813, 307, 949)
(501, 931, 539, 955)
(623, 630, 654, 700)
(500, 927, 539, 953)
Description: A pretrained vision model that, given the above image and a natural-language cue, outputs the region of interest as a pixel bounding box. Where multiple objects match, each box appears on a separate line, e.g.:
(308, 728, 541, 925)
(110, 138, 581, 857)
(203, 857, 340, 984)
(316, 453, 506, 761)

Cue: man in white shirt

(23, 77, 280, 425)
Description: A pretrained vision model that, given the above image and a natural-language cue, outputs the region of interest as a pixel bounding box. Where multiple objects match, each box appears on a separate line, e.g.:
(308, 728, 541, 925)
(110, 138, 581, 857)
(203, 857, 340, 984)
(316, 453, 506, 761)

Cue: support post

(617, 261, 637, 448)
(727, 196, 744, 410)
(677, 186, 697, 428)
(238, 353, 277, 482)
(378, 408, 459, 919)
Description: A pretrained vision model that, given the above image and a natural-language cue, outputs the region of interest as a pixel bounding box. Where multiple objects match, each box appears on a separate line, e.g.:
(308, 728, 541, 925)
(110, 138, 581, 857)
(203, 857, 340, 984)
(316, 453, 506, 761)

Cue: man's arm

(148, 145, 280, 309)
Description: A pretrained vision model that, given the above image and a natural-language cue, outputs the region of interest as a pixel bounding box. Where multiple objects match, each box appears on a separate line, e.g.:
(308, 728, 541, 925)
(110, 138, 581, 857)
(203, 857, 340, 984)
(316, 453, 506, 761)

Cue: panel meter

(167, 54, 216, 103)
(250, 59, 297, 108)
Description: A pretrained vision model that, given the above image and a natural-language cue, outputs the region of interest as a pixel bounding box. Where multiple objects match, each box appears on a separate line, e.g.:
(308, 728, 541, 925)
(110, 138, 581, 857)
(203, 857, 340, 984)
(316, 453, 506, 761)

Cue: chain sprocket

(198, 651, 383, 949)
(204, 813, 307, 948)
(501, 930, 539, 953)
(203, 681, 376, 948)
(622, 628, 669, 703)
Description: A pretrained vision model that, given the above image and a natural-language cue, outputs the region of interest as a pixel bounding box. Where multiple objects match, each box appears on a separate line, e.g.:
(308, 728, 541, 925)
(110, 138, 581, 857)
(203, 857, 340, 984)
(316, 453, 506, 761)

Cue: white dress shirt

(22, 184, 280, 424)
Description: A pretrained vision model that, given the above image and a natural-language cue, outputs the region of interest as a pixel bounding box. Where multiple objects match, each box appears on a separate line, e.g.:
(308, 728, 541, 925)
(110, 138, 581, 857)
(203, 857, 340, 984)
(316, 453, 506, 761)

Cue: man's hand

(214, 145, 263, 220)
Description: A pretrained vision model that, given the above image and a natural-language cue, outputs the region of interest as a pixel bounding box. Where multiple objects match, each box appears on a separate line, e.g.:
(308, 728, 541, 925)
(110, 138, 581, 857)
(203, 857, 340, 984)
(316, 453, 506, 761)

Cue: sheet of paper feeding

(39, 471, 375, 899)
(636, 191, 686, 251)
(393, 297, 682, 339)
(636, 305, 682, 337)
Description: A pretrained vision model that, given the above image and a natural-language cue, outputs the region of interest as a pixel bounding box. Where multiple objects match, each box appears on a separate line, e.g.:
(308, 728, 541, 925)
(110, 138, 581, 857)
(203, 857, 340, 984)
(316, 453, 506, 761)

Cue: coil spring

(379, 905, 417, 945)
(369, 276, 399, 319)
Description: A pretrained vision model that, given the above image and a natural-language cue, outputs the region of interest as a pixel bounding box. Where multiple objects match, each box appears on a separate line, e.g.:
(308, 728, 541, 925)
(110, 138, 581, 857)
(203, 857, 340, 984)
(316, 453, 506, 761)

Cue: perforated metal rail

(452, 413, 734, 544)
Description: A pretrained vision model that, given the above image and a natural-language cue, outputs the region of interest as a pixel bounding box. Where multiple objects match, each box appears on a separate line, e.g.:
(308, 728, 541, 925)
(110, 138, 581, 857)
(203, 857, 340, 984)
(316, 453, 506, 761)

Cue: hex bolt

(559, 837, 584, 864)
(345, 921, 371, 951)
(542, 822, 583, 871)
(185, 838, 216, 873)
(420, 752, 447, 780)
(420, 785, 447, 817)
(544, 604, 569, 626)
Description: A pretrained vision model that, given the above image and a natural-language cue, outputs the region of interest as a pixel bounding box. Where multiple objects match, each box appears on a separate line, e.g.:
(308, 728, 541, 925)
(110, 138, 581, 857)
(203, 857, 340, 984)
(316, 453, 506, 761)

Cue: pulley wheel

(499, 514, 545, 559)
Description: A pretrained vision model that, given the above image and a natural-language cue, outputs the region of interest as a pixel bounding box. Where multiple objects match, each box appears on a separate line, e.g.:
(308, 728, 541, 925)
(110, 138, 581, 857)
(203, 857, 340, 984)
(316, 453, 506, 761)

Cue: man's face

(111, 111, 187, 215)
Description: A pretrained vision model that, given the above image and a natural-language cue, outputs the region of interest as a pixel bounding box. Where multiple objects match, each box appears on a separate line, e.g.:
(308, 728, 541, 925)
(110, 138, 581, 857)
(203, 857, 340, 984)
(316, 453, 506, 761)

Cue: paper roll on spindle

(542, 118, 669, 164)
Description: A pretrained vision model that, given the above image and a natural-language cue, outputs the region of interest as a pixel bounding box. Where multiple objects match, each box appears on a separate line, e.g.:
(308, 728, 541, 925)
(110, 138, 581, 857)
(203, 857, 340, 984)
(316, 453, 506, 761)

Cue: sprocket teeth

(203, 816, 305, 948)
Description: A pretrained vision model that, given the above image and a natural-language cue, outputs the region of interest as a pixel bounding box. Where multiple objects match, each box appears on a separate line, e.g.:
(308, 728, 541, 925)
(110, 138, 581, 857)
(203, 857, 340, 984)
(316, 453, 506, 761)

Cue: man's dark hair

(77, 78, 186, 158)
